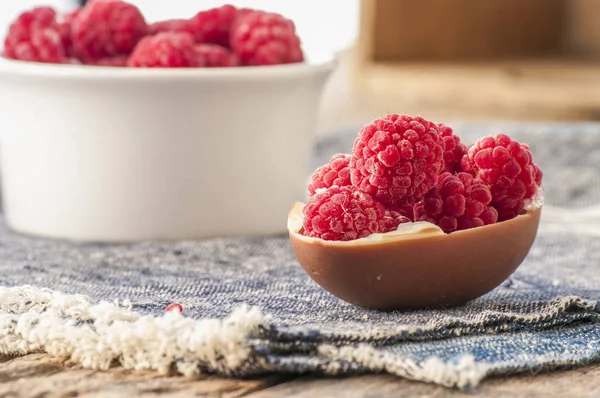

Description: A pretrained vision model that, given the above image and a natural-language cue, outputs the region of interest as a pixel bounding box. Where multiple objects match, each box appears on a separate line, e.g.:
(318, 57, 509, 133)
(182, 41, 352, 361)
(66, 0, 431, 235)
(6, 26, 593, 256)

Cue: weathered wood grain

(0, 354, 287, 398)
(247, 366, 600, 398)
(0, 354, 598, 398)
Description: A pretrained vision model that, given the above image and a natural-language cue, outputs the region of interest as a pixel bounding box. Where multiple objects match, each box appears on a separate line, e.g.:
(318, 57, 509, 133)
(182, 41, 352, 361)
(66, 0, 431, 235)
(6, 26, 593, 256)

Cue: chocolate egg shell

(288, 203, 542, 310)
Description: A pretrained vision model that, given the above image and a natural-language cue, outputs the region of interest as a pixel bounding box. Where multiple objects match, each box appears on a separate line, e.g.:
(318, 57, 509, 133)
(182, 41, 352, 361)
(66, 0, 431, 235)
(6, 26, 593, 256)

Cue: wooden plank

(1, 353, 599, 397)
(366, 0, 566, 61)
(247, 365, 600, 398)
(0, 354, 290, 398)
(565, 0, 600, 58)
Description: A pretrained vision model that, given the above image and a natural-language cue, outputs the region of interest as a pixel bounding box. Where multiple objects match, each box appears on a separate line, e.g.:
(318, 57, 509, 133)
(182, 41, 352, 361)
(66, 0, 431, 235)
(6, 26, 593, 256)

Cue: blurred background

(3, 0, 600, 134)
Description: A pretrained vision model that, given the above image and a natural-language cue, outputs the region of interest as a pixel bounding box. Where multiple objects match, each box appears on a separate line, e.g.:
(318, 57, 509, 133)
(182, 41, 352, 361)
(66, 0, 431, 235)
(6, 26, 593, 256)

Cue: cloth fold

(1, 123, 600, 390)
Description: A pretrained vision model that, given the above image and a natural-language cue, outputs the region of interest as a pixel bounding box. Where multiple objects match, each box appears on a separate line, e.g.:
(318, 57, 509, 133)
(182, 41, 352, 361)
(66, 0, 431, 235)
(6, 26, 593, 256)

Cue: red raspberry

(350, 114, 445, 208)
(388, 205, 415, 222)
(92, 55, 127, 67)
(127, 32, 200, 68)
(237, 8, 258, 19)
(148, 19, 199, 40)
(193, 5, 239, 47)
(71, 0, 147, 62)
(3, 7, 66, 64)
(308, 154, 352, 196)
(414, 172, 499, 233)
(382, 209, 412, 232)
(303, 186, 409, 241)
(438, 123, 467, 174)
(461, 134, 543, 221)
(195, 44, 239, 67)
(58, 9, 81, 58)
(230, 11, 304, 66)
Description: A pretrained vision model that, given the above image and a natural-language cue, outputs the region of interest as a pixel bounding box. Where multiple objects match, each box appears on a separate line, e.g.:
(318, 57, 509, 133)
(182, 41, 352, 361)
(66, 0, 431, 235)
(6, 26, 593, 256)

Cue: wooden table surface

(1, 354, 598, 398)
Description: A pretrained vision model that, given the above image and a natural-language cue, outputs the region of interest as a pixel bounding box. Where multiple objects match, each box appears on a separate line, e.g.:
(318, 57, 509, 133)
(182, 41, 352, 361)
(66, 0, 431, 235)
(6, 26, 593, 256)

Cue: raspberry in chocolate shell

(461, 134, 542, 221)
(414, 172, 498, 233)
(308, 154, 352, 197)
(438, 123, 468, 174)
(302, 186, 409, 241)
(350, 114, 445, 208)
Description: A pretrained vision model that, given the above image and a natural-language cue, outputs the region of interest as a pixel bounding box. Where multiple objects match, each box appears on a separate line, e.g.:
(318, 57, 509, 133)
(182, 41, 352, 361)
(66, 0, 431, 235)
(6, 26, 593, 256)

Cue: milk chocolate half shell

(288, 202, 542, 310)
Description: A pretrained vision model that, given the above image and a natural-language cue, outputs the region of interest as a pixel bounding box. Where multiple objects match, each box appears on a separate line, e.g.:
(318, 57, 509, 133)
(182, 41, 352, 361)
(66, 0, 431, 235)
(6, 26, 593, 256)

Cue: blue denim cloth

(1, 123, 600, 389)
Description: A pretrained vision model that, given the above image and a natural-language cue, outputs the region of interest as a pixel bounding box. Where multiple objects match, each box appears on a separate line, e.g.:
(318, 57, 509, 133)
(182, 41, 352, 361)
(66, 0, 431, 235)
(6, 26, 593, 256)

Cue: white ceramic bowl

(0, 54, 335, 242)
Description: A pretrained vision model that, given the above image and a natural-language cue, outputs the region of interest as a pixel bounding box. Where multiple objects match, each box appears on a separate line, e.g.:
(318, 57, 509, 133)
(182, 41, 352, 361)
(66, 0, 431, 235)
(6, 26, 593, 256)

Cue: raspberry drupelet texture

(71, 0, 147, 62)
(3, 7, 66, 64)
(148, 19, 199, 40)
(58, 8, 81, 58)
(382, 209, 412, 232)
(193, 4, 239, 47)
(302, 186, 409, 241)
(195, 44, 239, 67)
(388, 205, 416, 222)
(230, 11, 304, 66)
(307, 154, 352, 196)
(127, 32, 200, 68)
(438, 123, 467, 174)
(350, 114, 445, 208)
(461, 134, 543, 221)
(414, 172, 499, 233)
(236, 8, 258, 19)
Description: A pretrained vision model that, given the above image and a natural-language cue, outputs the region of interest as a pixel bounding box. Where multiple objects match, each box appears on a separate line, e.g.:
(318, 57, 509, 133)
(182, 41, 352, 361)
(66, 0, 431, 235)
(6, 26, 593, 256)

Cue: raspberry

(3, 7, 66, 64)
(461, 134, 543, 221)
(308, 154, 352, 196)
(389, 205, 415, 222)
(195, 44, 239, 67)
(58, 9, 81, 57)
(148, 19, 199, 39)
(414, 172, 499, 233)
(438, 123, 467, 174)
(71, 0, 147, 62)
(193, 5, 239, 47)
(93, 55, 127, 67)
(230, 11, 304, 66)
(237, 8, 258, 19)
(127, 32, 200, 68)
(302, 186, 409, 241)
(350, 114, 445, 208)
(382, 210, 412, 232)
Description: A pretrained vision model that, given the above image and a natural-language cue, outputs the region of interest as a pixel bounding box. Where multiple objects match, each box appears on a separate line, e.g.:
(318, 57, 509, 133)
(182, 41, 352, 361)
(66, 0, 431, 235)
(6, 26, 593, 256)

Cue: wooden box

(359, 0, 567, 62)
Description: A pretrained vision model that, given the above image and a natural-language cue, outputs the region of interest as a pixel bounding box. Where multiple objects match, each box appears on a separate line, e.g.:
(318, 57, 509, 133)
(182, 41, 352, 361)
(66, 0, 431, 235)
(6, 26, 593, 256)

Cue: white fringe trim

(0, 285, 491, 388)
(0, 285, 267, 376)
(319, 344, 490, 389)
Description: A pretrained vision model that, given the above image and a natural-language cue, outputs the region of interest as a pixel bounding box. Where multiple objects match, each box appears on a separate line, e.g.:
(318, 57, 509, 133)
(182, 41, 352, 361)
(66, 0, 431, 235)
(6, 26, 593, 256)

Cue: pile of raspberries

(1, 0, 304, 68)
(303, 114, 543, 241)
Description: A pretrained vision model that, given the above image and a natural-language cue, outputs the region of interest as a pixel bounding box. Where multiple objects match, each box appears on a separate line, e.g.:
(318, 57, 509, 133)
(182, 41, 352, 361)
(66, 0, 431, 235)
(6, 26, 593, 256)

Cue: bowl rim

(0, 51, 337, 82)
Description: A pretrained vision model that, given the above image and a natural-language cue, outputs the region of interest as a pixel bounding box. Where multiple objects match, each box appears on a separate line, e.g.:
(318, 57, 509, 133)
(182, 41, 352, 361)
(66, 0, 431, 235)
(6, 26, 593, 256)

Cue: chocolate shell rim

(287, 201, 543, 247)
